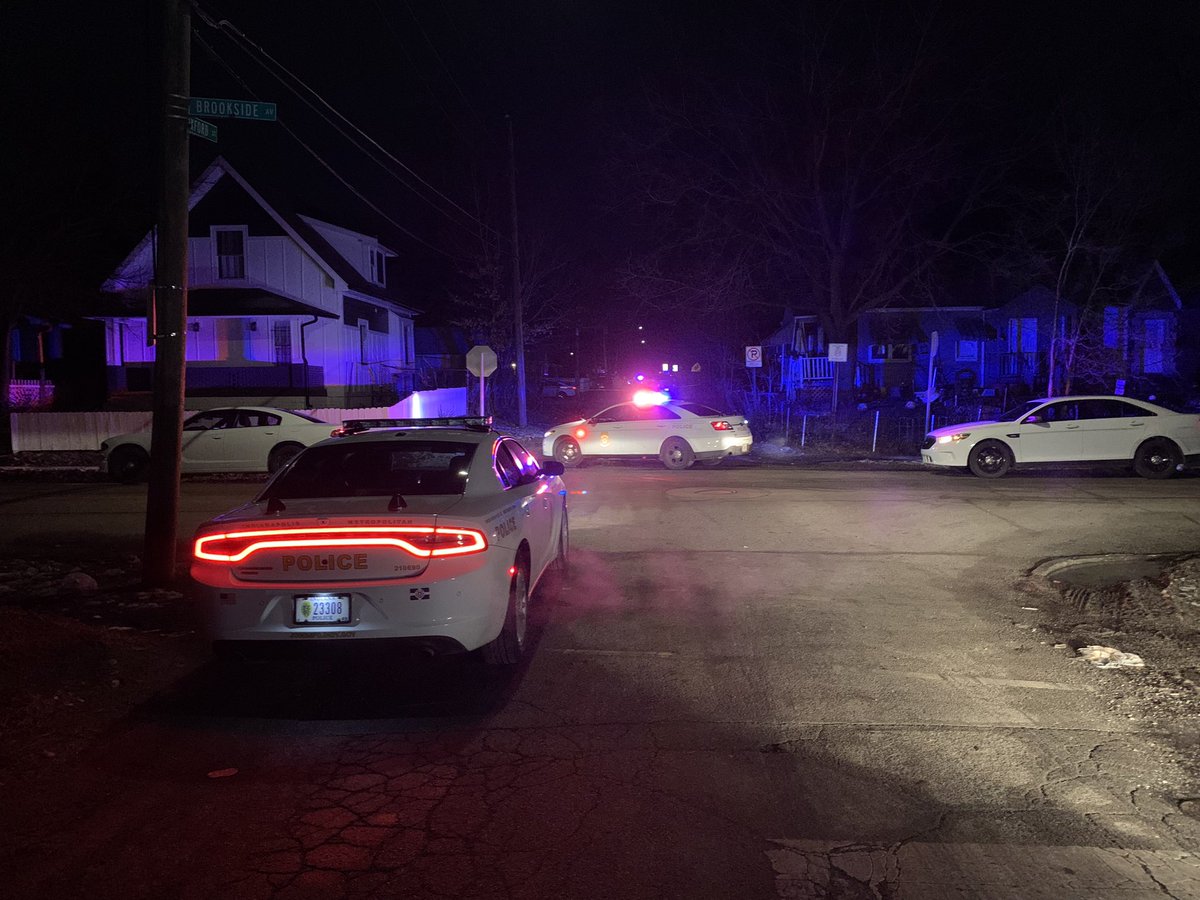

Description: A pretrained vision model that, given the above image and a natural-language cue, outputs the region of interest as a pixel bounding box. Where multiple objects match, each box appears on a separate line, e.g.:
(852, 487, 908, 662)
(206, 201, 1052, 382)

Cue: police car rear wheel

(482, 555, 529, 665)
(659, 437, 695, 470)
(268, 442, 304, 473)
(109, 446, 149, 483)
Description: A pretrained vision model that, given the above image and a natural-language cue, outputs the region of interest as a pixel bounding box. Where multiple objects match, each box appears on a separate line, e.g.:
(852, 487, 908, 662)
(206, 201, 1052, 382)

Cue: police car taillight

(194, 526, 488, 563)
(710, 420, 733, 431)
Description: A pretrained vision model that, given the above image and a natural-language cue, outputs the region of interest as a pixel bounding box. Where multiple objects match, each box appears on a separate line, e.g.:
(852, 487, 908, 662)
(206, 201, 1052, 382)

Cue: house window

(955, 340, 978, 362)
(214, 228, 246, 279)
(868, 343, 912, 362)
(368, 247, 386, 287)
(359, 322, 370, 364)
(1007, 317, 1037, 353)
(1103, 306, 1127, 350)
(1142, 318, 1168, 374)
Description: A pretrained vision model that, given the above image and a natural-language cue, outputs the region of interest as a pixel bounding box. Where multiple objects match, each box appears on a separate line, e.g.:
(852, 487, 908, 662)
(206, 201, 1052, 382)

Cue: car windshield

(999, 400, 1045, 421)
(262, 440, 478, 499)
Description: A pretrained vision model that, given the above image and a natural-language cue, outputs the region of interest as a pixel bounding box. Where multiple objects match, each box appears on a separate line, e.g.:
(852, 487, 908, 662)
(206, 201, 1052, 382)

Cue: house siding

(97, 159, 417, 408)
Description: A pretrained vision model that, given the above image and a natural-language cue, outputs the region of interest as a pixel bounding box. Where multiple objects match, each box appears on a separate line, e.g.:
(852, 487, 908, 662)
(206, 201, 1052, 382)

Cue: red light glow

(710, 420, 733, 431)
(194, 526, 488, 563)
(575, 427, 587, 439)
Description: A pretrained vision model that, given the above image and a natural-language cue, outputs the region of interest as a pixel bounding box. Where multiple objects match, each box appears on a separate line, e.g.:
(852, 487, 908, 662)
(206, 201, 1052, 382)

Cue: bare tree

(613, 5, 1005, 346)
(995, 121, 1161, 395)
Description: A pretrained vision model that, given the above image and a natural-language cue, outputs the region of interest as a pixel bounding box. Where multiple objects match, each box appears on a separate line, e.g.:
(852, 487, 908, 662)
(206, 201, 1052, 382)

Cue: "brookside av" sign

(188, 97, 277, 121)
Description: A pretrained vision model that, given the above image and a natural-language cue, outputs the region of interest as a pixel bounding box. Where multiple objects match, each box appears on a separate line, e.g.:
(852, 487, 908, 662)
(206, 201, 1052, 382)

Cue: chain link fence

(738, 393, 1007, 455)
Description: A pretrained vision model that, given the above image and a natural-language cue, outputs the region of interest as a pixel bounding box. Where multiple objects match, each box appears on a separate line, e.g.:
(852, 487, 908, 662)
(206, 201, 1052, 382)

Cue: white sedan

(543, 392, 753, 469)
(922, 395, 1200, 478)
(101, 407, 337, 482)
(190, 417, 568, 663)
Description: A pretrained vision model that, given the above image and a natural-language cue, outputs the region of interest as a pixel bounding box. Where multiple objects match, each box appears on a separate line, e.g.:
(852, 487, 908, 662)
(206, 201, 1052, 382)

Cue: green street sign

(188, 118, 218, 142)
(188, 97, 277, 122)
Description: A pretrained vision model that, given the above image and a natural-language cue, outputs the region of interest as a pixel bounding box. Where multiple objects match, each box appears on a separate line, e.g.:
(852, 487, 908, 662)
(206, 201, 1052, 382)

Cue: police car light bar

(334, 416, 494, 436)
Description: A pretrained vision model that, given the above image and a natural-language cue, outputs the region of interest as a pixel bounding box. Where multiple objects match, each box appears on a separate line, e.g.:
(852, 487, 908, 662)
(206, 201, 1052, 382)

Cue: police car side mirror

(540, 460, 565, 477)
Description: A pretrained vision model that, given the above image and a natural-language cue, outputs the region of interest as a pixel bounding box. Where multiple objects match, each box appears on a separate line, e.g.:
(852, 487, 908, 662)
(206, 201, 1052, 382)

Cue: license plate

(294, 594, 351, 624)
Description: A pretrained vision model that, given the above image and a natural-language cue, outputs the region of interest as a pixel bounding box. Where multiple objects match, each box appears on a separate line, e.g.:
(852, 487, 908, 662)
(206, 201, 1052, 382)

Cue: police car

(190, 417, 568, 663)
(542, 391, 753, 469)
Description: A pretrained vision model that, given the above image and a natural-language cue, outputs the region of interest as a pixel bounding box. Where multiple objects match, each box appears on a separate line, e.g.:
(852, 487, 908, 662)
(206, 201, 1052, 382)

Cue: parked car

(101, 407, 337, 482)
(921, 395, 1200, 479)
(542, 379, 580, 399)
(190, 416, 568, 663)
(542, 392, 753, 469)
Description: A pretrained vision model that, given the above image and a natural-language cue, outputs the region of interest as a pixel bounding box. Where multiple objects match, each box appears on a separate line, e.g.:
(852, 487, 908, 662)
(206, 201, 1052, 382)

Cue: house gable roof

(102, 156, 420, 316)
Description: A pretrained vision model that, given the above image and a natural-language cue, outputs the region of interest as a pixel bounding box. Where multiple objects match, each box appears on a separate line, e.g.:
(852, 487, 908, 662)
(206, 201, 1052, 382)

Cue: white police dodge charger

(190, 417, 568, 663)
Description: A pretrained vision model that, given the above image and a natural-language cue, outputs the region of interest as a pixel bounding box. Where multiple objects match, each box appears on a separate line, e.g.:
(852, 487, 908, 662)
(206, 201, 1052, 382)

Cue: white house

(97, 156, 419, 409)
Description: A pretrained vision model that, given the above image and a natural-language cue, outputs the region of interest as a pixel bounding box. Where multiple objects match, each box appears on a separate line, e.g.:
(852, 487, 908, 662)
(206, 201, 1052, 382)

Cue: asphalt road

(8, 465, 1200, 899)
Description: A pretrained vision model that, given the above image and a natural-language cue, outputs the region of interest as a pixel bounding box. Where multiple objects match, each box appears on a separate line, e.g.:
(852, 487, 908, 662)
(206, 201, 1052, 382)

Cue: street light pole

(506, 116, 527, 427)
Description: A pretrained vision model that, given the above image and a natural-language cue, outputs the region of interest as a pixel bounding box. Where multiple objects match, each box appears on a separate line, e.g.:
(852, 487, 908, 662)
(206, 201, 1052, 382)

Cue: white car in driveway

(190, 417, 568, 663)
(101, 406, 337, 482)
(542, 392, 753, 469)
(921, 395, 1200, 479)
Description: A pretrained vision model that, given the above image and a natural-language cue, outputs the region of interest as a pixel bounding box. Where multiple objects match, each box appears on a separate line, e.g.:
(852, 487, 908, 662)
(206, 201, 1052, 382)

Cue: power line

(368, 0, 485, 145)
(399, 0, 491, 136)
(192, 3, 496, 237)
(193, 31, 462, 261)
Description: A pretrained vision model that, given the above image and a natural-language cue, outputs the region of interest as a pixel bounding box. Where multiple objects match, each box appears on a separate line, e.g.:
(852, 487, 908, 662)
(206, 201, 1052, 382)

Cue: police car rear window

(265, 441, 478, 498)
(675, 402, 724, 417)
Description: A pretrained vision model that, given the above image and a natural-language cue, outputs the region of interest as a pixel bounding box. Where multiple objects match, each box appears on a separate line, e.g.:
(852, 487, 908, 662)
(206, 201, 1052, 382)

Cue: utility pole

(143, 0, 190, 585)
(506, 115, 527, 427)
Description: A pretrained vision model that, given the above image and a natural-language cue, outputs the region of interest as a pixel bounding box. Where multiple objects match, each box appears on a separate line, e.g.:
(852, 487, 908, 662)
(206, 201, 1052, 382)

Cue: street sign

(827, 343, 848, 363)
(188, 118, 218, 142)
(188, 97, 278, 121)
(465, 345, 498, 377)
(745, 346, 762, 368)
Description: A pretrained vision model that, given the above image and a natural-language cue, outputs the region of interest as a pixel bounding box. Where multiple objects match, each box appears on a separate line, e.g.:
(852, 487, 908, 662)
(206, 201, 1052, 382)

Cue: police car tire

(1133, 438, 1182, 479)
(659, 437, 694, 470)
(109, 445, 150, 483)
(482, 555, 529, 665)
(554, 437, 582, 467)
(268, 442, 304, 473)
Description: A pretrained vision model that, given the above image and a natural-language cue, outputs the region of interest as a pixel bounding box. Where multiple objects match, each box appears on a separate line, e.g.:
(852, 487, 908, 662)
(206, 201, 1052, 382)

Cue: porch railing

(787, 355, 834, 383)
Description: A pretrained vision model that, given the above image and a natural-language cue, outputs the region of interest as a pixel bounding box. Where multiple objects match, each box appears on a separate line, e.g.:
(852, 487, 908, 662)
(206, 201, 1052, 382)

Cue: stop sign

(465, 344, 498, 377)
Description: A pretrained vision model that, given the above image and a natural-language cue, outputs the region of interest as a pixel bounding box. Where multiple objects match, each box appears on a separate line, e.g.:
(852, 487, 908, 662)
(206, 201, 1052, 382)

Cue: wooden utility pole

(143, 0, 190, 585)
(506, 115, 527, 427)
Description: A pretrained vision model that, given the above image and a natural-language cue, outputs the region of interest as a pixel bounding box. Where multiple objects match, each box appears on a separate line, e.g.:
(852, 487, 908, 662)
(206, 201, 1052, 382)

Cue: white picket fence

(8, 388, 468, 452)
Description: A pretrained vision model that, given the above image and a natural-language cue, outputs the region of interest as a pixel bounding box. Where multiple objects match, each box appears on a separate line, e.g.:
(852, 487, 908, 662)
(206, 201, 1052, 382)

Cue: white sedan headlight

(936, 432, 971, 444)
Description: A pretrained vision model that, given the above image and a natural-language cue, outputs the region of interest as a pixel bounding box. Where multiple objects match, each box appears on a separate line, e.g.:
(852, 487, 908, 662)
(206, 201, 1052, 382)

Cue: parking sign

(745, 346, 762, 368)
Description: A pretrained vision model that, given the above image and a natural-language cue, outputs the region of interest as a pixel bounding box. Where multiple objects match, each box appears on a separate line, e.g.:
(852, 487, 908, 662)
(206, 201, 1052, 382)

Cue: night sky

(6, 1, 1200, 370)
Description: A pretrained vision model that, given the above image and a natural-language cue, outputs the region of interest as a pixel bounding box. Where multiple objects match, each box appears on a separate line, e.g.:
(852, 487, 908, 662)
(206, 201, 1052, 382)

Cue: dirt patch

(0, 552, 207, 788)
(1029, 554, 1200, 764)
